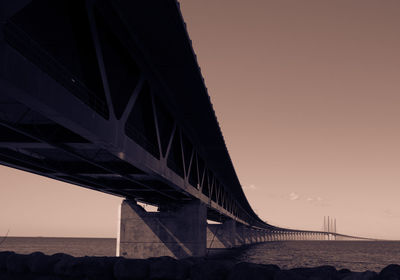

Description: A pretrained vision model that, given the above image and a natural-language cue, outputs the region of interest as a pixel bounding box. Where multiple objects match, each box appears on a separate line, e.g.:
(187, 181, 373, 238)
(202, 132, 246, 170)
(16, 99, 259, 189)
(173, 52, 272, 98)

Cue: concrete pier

(236, 225, 252, 245)
(118, 199, 207, 259)
(117, 200, 350, 259)
(207, 219, 237, 248)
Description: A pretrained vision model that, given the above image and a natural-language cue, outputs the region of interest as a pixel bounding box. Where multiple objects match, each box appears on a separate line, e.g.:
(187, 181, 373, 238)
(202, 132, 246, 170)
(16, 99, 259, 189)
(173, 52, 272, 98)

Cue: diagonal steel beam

(0, 121, 178, 201)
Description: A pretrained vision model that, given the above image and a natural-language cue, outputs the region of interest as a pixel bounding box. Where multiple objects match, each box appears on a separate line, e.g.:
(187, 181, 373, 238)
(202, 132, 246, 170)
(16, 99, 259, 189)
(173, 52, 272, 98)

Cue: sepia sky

(2, 0, 400, 239)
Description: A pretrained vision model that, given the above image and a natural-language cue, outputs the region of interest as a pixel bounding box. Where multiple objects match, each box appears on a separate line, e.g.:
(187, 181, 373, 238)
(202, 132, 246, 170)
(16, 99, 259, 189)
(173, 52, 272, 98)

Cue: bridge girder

(0, 0, 376, 242)
(0, 0, 262, 227)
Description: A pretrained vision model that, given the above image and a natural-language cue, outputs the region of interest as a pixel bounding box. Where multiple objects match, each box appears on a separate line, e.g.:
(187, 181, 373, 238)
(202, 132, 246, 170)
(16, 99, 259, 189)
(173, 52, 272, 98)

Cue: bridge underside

(0, 0, 252, 226)
(0, 0, 372, 258)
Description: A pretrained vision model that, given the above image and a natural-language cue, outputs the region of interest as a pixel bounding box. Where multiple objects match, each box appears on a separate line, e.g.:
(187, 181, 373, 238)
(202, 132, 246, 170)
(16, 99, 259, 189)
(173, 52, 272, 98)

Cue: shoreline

(1, 250, 399, 280)
(2, 240, 400, 273)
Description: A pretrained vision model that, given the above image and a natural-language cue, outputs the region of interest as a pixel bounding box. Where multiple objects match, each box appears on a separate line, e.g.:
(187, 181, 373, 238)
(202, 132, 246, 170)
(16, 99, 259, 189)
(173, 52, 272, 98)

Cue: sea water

(0, 237, 115, 257)
(229, 241, 400, 272)
(1, 237, 399, 272)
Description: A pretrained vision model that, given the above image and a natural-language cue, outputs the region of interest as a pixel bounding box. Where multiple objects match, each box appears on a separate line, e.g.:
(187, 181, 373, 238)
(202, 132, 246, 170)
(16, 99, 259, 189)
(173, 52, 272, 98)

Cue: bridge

(0, 0, 373, 259)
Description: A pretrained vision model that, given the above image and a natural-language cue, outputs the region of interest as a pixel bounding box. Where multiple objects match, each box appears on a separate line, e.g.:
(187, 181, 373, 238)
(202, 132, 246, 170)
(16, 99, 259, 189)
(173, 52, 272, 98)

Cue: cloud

(306, 196, 325, 204)
(289, 192, 299, 201)
(383, 209, 400, 219)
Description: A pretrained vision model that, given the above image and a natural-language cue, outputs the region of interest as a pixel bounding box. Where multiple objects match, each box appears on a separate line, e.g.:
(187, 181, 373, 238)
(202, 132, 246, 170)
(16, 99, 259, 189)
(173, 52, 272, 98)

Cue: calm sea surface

(1, 238, 399, 272)
(0, 237, 116, 257)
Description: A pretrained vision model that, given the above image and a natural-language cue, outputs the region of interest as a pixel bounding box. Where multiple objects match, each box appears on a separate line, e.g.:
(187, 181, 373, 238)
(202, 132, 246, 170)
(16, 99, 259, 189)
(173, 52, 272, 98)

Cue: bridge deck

(0, 0, 374, 241)
(0, 0, 265, 228)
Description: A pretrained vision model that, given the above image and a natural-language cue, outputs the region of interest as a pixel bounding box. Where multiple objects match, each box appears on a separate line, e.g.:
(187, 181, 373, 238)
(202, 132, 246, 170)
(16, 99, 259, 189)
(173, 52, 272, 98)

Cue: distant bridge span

(0, 0, 373, 258)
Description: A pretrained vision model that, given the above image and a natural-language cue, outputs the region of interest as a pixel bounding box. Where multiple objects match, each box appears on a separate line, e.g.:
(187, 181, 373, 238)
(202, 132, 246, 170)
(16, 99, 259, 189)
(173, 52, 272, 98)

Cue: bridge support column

(237, 225, 253, 244)
(247, 227, 254, 244)
(256, 230, 261, 243)
(207, 219, 237, 248)
(252, 230, 258, 243)
(254, 230, 261, 243)
(247, 228, 254, 244)
(118, 199, 206, 259)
